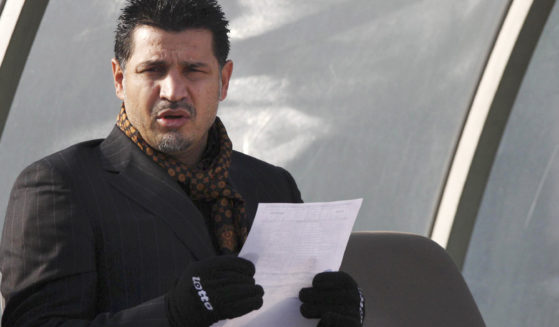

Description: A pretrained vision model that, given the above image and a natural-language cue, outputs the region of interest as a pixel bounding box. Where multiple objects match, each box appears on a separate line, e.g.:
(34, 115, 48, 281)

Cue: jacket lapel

(99, 126, 216, 260)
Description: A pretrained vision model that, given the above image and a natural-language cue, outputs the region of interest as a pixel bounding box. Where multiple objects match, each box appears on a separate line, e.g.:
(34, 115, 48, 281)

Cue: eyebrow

(136, 60, 165, 70)
(136, 60, 210, 70)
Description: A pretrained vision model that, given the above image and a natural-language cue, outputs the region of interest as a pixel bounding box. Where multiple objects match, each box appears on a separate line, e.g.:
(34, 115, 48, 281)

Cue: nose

(159, 70, 188, 102)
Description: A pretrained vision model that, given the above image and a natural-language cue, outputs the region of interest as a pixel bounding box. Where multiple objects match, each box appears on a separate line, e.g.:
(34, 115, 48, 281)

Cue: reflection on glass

(463, 3, 559, 326)
(220, 0, 510, 233)
(0, 0, 509, 237)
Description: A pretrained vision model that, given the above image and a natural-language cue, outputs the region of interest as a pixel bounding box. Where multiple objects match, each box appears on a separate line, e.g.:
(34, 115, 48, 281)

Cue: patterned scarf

(116, 105, 248, 254)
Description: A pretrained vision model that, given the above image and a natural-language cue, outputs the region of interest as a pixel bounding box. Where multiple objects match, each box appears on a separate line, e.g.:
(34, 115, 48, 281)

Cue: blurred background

(1, 0, 558, 325)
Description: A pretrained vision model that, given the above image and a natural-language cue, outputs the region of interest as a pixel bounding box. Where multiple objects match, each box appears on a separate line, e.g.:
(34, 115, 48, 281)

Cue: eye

(186, 67, 203, 74)
(137, 63, 167, 75)
(185, 64, 208, 75)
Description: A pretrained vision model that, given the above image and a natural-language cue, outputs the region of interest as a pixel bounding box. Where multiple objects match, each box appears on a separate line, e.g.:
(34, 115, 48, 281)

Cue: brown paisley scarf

(116, 104, 248, 254)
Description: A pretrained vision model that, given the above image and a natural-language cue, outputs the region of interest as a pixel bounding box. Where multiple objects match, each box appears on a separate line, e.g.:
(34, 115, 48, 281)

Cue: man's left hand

(299, 271, 365, 327)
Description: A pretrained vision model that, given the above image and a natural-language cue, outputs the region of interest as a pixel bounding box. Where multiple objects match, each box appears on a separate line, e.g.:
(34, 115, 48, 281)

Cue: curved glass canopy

(0, 0, 510, 236)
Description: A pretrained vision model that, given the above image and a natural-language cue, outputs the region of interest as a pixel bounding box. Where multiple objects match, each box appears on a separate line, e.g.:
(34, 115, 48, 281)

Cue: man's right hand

(165, 256, 264, 327)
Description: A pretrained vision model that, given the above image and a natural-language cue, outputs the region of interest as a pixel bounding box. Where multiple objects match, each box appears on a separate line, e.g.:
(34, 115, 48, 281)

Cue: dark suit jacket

(0, 126, 302, 326)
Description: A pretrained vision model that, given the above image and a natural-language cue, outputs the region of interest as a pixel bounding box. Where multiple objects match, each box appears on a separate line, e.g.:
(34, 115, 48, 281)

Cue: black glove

(299, 271, 365, 327)
(166, 256, 264, 327)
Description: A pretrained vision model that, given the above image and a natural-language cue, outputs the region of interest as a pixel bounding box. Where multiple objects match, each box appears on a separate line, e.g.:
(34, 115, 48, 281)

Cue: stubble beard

(155, 131, 193, 154)
(151, 100, 197, 155)
(152, 79, 222, 155)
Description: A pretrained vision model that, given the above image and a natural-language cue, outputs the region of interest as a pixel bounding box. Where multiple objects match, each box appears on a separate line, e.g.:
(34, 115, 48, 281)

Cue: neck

(171, 134, 208, 168)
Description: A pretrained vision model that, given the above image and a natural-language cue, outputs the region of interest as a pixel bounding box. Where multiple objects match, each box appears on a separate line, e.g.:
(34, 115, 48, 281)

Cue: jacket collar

(99, 126, 216, 260)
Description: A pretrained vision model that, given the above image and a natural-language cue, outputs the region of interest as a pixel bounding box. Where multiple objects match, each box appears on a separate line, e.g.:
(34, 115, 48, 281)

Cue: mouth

(160, 114, 184, 119)
(155, 109, 192, 128)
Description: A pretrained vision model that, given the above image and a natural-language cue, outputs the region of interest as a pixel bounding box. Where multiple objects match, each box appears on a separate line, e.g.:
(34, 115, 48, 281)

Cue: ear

(112, 58, 125, 101)
(219, 60, 233, 101)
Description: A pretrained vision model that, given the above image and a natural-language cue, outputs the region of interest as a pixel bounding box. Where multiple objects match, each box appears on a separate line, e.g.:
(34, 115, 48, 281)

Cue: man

(0, 0, 364, 326)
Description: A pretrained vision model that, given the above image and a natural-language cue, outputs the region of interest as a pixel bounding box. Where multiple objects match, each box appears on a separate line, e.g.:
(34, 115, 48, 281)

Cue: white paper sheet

(214, 199, 362, 327)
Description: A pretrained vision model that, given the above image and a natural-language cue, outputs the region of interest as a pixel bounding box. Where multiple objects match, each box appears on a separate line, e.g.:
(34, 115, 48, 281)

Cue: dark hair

(114, 0, 230, 69)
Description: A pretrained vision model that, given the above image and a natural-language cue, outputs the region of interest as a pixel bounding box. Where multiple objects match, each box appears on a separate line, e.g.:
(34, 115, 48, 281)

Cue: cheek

(125, 77, 158, 100)
(193, 79, 220, 99)
(123, 84, 159, 124)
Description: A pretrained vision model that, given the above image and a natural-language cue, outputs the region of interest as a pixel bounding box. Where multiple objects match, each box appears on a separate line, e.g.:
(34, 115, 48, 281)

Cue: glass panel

(463, 3, 559, 326)
(218, 0, 510, 232)
(0, 0, 124, 227)
(0, 0, 510, 235)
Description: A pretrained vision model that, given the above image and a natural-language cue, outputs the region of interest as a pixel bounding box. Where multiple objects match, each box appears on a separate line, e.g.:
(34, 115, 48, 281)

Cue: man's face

(112, 25, 233, 164)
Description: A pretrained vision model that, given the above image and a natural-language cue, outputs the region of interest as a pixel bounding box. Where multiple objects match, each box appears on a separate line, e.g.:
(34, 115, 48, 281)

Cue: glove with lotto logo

(165, 256, 264, 327)
(299, 271, 365, 327)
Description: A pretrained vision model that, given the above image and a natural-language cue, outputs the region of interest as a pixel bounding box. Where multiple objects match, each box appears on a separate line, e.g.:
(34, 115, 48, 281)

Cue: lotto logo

(192, 276, 214, 311)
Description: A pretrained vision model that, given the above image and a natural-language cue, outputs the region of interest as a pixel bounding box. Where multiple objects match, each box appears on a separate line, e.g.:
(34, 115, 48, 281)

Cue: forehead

(129, 25, 216, 63)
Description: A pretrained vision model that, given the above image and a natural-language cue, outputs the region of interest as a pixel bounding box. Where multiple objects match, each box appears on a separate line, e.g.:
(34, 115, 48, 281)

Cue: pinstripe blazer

(0, 126, 302, 326)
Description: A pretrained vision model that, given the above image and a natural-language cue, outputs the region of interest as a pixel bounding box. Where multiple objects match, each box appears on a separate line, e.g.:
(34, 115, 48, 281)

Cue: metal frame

(430, 0, 556, 270)
(0, 0, 8, 17)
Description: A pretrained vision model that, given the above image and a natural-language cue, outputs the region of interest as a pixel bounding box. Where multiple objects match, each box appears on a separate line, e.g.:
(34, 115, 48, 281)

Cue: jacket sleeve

(0, 159, 170, 327)
(279, 167, 303, 204)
